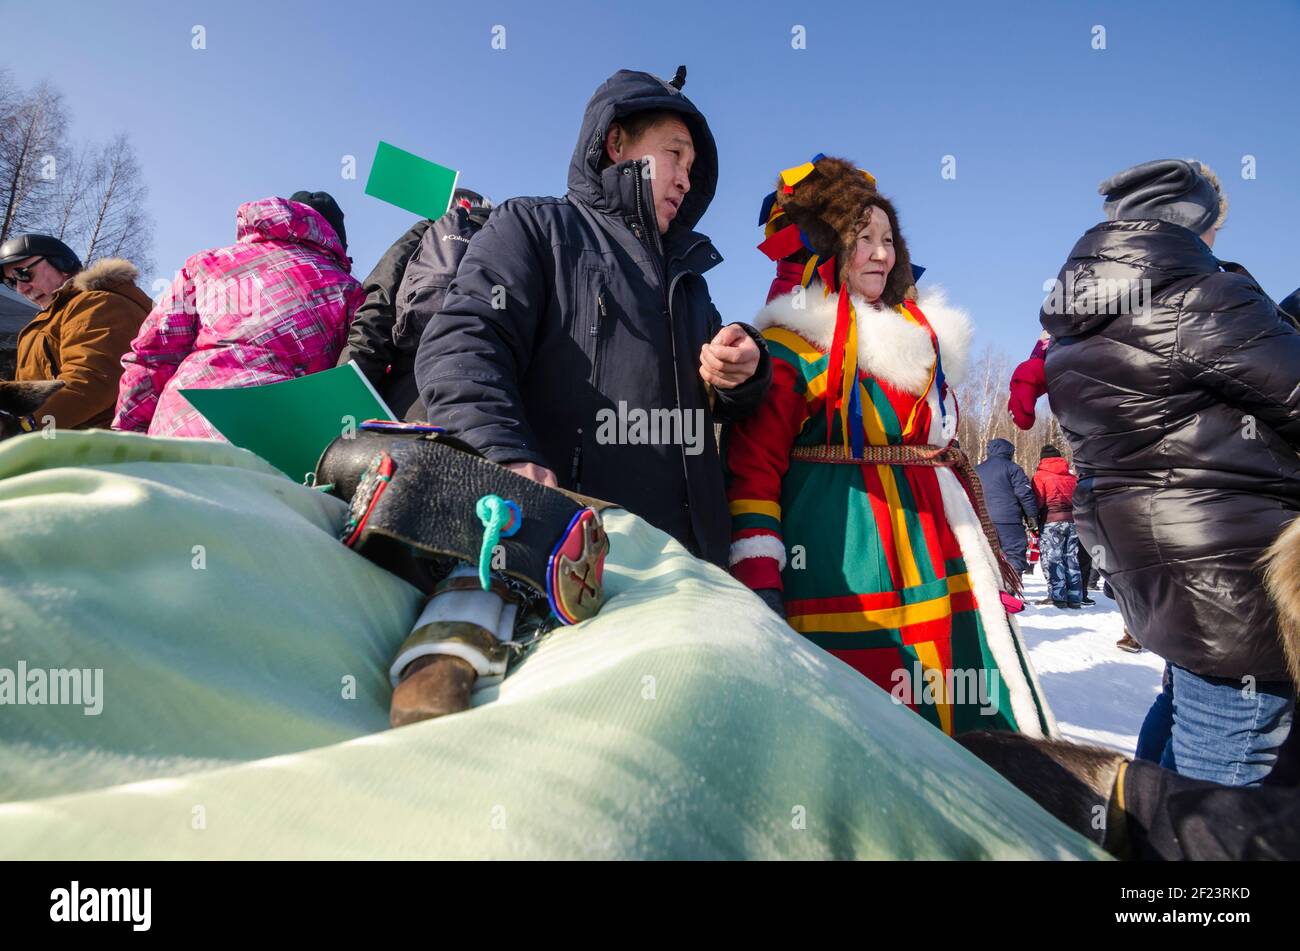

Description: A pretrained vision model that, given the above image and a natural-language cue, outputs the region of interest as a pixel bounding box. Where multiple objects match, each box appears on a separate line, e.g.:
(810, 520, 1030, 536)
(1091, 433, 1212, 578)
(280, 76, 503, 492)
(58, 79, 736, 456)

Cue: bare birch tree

(77, 134, 152, 271)
(0, 71, 152, 270)
(49, 142, 92, 245)
(956, 345, 1069, 477)
(0, 76, 68, 244)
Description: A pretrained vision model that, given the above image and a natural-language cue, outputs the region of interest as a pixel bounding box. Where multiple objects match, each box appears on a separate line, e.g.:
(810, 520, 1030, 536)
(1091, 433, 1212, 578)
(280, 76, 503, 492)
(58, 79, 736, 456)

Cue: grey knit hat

(1099, 159, 1221, 235)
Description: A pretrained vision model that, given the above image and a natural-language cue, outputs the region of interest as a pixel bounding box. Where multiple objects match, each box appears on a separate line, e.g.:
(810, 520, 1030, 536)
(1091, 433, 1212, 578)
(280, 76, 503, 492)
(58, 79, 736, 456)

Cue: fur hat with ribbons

(757, 154, 916, 306)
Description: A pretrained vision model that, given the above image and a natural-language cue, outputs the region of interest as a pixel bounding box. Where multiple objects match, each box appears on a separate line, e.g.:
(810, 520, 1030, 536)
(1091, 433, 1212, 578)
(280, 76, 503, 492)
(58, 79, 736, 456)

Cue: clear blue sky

(8, 0, 1298, 355)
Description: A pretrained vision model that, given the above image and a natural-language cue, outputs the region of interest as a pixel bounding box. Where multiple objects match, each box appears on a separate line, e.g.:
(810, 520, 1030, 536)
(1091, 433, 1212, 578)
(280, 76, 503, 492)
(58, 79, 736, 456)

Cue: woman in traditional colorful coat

(725, 156, 1054, 737)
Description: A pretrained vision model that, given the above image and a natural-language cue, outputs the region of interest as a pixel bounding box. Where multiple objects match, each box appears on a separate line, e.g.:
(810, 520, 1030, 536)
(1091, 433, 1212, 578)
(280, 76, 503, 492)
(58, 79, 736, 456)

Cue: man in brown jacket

(1, 233, 150, 429)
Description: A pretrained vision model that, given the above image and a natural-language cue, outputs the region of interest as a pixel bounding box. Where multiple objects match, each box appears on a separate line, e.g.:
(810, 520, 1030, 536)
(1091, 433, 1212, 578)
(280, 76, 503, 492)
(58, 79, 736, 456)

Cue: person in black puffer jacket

(1281, 286, 1300, 329)
(414, 67, 771, 567)
(339, 189, 493, 419)
(1041, 158, 1300, 786)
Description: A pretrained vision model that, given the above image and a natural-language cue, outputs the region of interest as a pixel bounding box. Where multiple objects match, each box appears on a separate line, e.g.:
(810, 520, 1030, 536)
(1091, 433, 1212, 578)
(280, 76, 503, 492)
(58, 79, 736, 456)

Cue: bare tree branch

(77, 134, 152, 271)
(0, 73, 153, 272)
(0, 77, 68, 245)
(956, 340, 1066, 474)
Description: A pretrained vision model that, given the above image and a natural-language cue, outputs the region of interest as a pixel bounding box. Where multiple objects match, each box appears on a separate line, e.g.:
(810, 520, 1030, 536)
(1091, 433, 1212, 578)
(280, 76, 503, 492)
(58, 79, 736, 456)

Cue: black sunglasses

(2, 257, 44, 289)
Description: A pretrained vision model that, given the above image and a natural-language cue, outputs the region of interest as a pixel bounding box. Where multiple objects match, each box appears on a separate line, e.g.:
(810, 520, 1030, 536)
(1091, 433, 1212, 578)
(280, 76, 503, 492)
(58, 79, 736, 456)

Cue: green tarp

(0, 431, 1104, 859)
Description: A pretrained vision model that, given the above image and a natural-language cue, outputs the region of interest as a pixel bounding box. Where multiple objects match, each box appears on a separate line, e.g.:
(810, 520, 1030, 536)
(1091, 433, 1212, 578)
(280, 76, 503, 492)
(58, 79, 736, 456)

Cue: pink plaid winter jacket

(113, 197, 364, 438)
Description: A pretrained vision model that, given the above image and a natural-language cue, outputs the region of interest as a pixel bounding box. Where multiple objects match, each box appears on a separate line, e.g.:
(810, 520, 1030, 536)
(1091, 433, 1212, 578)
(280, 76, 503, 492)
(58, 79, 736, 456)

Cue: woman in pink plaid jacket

(113, 196, 364, 439)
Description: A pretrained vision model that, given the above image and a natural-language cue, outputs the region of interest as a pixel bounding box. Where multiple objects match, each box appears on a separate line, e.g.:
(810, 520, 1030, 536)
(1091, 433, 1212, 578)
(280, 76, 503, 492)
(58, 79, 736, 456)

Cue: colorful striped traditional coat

(726, 287, 1055, 738)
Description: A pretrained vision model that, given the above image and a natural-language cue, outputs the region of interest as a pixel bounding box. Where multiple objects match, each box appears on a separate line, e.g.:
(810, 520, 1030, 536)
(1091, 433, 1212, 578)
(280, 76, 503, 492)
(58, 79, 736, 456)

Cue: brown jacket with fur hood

(15, 258, 151, 429)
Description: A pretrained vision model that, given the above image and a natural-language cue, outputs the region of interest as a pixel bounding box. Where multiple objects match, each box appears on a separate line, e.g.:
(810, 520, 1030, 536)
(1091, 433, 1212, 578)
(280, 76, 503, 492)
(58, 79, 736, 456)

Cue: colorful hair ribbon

(901, 301, 949, 431)
(757, 223, 805, 261)
(759, 153, 873, 454)
(780, 161, 817, 190)
(838, 292, 862, 453)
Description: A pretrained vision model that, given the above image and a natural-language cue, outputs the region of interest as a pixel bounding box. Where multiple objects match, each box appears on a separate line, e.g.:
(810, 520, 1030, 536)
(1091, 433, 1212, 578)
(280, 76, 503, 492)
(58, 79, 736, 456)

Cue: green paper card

(180, 363, 396, 482)
(364, 141, 460, 220)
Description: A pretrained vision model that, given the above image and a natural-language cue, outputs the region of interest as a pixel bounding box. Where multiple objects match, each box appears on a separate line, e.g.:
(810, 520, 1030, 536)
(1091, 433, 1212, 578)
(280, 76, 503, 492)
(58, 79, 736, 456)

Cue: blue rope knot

(475, 494, 521, 590)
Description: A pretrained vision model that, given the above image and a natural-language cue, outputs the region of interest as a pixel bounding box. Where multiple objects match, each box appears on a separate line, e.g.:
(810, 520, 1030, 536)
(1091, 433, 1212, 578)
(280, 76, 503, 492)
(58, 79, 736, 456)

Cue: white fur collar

(753, 286, 973, 396)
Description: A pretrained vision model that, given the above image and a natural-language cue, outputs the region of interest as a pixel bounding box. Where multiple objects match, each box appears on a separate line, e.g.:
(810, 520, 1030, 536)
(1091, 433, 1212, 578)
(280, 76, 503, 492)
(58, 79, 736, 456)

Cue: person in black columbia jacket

(1041, 158, 1300, 785)
(414, 67, 771, 566)
(974, 438, 1037, 573)
(339, 189, 493, 419)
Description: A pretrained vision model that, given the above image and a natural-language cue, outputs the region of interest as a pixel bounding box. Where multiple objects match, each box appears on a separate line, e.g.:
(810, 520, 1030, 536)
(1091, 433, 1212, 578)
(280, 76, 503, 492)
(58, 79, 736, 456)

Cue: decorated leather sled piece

(315, 422, 610, 725)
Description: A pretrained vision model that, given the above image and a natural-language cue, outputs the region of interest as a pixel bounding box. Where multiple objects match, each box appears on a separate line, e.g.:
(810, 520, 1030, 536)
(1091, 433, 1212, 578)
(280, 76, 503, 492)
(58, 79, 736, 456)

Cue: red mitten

(1008, 344, 1048, 430)
(732, 555, 783, 591)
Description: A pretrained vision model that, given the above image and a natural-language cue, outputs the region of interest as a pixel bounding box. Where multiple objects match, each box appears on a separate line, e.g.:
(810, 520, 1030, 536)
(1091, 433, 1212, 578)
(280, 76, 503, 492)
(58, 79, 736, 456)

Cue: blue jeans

(1039, 521, 1082, 604)
(1136, 663, 1295, 786)
(1135, 666, 1174, 762)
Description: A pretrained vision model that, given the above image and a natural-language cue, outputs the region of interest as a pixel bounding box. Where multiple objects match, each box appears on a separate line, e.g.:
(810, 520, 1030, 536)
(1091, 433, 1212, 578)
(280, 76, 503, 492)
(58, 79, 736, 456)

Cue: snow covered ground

(1017, 569, 1164, 755)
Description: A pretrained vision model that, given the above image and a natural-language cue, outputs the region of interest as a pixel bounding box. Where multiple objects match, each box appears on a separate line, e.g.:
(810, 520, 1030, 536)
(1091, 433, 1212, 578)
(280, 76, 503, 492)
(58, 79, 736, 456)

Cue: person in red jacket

(1032, 446, 1083, 608)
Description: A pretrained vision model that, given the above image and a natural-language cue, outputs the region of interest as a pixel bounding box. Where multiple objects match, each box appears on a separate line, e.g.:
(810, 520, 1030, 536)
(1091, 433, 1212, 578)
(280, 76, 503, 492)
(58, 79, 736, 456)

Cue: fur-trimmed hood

(40, 255, 150, 316)
(71, 257, 140, 293)
(753, 286, 973, 396)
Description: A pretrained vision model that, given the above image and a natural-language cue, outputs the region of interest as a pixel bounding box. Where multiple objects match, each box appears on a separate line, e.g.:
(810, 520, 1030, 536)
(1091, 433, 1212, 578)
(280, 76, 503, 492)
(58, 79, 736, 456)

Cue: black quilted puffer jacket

(1041, 219, 1300, 681)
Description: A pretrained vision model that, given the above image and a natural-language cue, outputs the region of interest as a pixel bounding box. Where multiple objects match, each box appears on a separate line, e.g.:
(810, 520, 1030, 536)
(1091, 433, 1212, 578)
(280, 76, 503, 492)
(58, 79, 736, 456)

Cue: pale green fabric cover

(0, 431, 1103, 859)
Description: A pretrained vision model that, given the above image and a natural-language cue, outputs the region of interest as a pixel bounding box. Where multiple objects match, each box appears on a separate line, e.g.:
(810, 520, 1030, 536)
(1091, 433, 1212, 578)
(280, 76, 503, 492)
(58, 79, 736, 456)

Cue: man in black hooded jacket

(414, 67, 771, 567)
(1041, 158, 1300, 786)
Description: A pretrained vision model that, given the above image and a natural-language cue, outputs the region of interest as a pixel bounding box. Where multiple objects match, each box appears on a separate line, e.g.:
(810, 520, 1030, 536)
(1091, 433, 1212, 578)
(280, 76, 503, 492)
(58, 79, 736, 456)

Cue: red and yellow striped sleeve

(724, 354, 810, 591)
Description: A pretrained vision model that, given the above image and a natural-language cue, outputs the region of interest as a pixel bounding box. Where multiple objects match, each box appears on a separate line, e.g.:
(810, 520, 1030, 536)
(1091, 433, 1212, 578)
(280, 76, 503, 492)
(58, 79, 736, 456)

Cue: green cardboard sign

(180, 363, 396, 482)
(364, 141, 460, 220)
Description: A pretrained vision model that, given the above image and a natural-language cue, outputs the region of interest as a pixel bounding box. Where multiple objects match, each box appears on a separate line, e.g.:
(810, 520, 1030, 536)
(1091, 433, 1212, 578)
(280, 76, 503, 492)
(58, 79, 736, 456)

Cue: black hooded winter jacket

(414, 69, 771, 566)
(1041, 219, 1300, 681)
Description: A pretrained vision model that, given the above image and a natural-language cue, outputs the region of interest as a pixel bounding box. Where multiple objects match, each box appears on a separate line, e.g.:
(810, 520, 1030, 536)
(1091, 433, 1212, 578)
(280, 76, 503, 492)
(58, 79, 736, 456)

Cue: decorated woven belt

(790, 443, 959, 466)
(789, 442, 1023, 595)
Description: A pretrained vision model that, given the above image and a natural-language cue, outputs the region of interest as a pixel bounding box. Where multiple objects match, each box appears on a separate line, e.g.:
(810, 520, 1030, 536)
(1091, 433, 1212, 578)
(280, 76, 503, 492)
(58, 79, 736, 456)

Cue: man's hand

(505, 461, 559, 487)
(699, 324, 760, 390)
